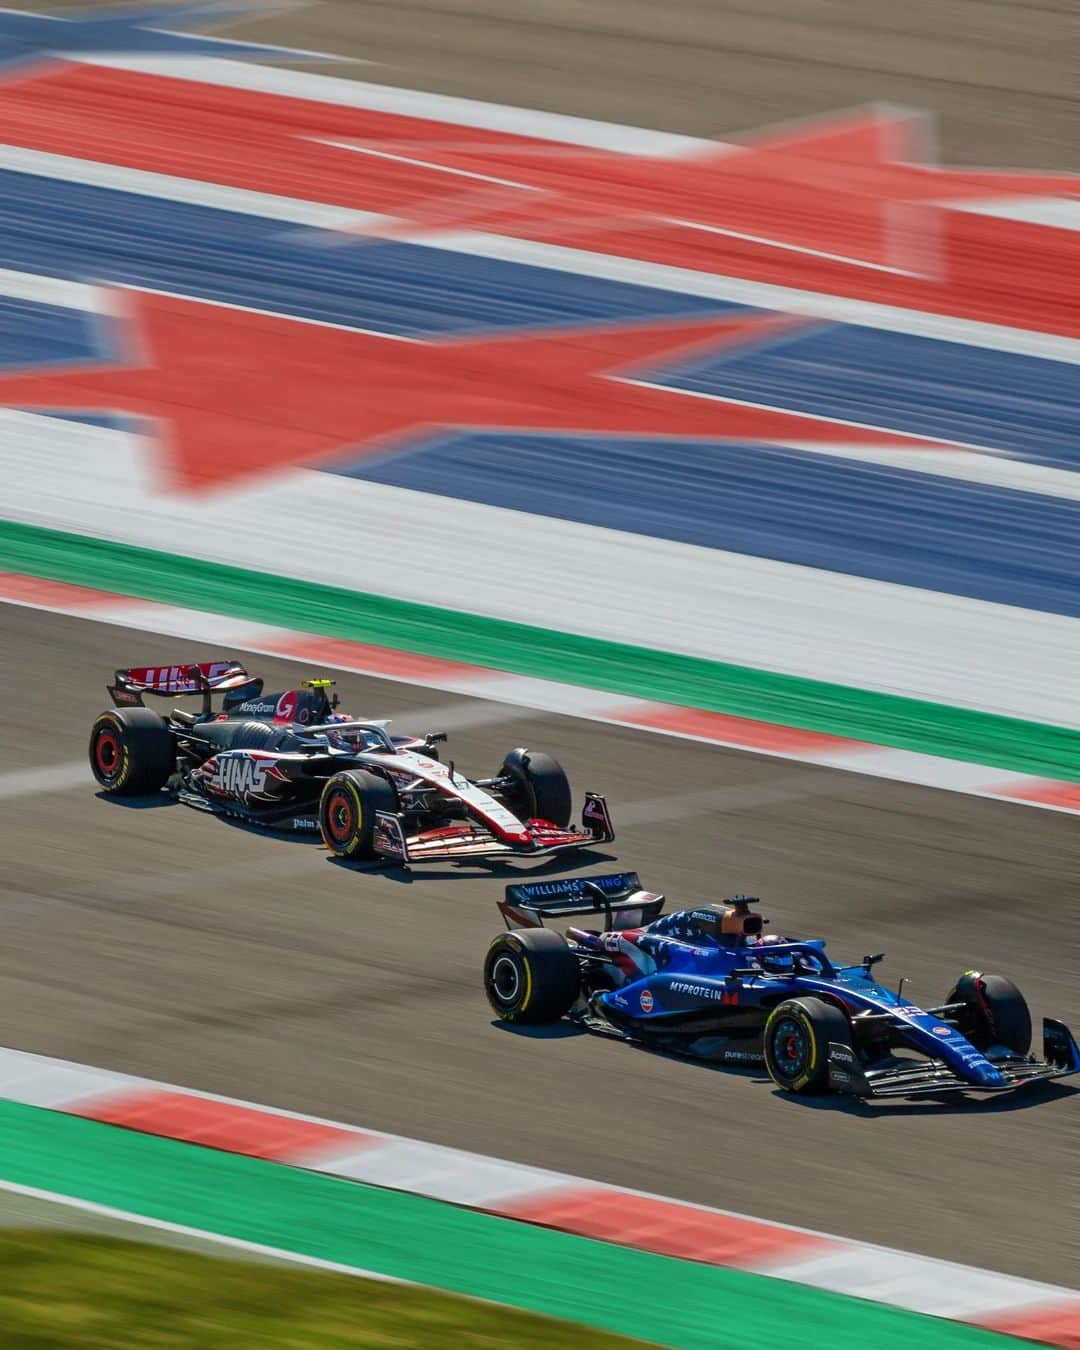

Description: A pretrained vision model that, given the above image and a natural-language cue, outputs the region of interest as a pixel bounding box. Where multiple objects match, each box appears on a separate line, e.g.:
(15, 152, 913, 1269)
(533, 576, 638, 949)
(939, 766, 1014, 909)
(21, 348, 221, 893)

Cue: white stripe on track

(414, 233, 1080, 363)
(0, 268, 105, 314)
(756, 1245, 1070, 1319)
(71, 56, 707, 157)
(0, 1180, 404, 1284)
(958, 197, 1080, 231)
(777, 441, 1080, 503)
(0, 144, 388, 231)
(377, 699, 538, 733)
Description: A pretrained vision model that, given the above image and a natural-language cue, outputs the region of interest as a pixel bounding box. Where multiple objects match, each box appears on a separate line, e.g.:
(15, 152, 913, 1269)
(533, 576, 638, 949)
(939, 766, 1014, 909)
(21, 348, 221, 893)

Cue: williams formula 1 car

(89, 660, 614, 864)
(483, 874, 1080, 1099)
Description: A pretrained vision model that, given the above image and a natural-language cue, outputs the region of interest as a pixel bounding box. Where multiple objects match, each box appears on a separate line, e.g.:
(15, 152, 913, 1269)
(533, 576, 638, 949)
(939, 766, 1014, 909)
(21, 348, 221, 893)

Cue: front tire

(89, 707, 174, 795)
(484, 929, 580, 1024)
(319, 770, 398, 859)
(498, 749, 572, 827)
(945, 972, 1031, 1054)
(763, 997, 852, 1094)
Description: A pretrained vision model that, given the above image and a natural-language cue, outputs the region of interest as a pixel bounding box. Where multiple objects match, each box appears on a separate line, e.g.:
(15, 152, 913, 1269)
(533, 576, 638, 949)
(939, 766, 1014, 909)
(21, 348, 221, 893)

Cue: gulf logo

(274, 691, 299, 722)
(640, 990, 655, 1014)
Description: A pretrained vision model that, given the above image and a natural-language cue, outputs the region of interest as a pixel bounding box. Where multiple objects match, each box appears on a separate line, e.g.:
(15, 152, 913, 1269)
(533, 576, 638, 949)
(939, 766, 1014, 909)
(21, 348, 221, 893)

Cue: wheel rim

(490, 954, 522, 1006)
(325, 790, 356, 843)
(771, 1015, 809, 1080)
(94, 729, 120, 780)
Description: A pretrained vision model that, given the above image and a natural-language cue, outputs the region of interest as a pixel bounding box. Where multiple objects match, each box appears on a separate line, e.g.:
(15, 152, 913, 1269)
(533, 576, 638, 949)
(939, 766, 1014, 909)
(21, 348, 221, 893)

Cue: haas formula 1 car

(89, 660, 614, 864)
(483, 875, 1080, 1099)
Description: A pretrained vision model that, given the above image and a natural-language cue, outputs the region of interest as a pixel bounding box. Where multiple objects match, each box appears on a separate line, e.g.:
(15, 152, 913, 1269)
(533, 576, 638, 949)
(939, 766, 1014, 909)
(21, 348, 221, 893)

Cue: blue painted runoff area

(645, 321, 1080, 471)
(0, 170, 741, 336)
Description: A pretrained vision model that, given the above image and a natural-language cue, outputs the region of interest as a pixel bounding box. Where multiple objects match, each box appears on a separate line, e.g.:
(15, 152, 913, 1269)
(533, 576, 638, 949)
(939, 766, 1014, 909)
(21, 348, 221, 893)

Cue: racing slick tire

(89, 707, 175, 795)
(945, 972, 1032, 1055)
(498, 748, 572, 828)
(319, 770, 398, 860)
(484, 929, 580, 1024)
(763, 997, 852, 1095)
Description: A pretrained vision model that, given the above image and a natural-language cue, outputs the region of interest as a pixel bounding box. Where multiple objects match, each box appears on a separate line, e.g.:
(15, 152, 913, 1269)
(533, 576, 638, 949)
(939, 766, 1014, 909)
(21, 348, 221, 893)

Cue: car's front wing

(373, 792, 614, 864)
(828, 1018, 1080, 1098)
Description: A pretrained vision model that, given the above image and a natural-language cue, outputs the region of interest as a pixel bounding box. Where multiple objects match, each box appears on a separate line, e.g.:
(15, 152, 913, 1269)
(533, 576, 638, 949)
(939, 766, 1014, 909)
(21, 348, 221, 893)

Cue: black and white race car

(89, 660, 614, 864)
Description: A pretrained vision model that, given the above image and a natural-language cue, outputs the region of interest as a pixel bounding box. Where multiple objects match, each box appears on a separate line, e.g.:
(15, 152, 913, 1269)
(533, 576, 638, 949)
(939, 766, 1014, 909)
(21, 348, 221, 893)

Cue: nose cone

(970, 1061, 1010, 1088)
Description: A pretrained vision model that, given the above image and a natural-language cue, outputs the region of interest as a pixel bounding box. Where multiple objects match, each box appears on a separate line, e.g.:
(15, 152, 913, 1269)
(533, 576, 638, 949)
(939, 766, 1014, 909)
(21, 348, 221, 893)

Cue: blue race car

(482, 873, 1080, 1099)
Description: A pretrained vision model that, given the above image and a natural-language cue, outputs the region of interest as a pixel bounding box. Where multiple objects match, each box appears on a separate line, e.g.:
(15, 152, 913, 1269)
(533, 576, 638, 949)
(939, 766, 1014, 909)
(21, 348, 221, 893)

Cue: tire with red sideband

(318, 769, 397, 859)
(498, 748, 572, 828)
(88, 707, 174, 795)
(484, 929, 580, 1024)
(763, 997, 852, 1094)
(945, 972, 1031, 1055)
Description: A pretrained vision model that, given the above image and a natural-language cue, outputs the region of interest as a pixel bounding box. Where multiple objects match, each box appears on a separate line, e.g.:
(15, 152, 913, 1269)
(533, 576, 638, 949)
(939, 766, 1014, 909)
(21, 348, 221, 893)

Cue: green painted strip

(2, 518, 1078, 782)
(0, 1101, 1029, 1350)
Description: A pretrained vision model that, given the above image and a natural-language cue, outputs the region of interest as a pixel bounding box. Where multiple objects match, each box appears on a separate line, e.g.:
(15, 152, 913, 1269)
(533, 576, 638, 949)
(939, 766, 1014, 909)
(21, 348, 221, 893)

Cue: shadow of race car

(482, 874, 1080, 1099)
(89, 660, 614, 864)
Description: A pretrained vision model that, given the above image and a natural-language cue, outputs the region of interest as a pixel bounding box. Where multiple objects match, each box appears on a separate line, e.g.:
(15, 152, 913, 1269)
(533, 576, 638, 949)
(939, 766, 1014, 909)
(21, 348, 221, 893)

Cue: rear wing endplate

(499, 872, 664, 932)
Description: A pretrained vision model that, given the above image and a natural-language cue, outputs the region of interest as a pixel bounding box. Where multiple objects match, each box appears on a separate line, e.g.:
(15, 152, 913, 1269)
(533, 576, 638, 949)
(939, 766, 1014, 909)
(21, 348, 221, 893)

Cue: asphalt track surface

(238, 0, 1076, 171)
(1, 606, 1076, 1286)
(19, 0, 1077, 169)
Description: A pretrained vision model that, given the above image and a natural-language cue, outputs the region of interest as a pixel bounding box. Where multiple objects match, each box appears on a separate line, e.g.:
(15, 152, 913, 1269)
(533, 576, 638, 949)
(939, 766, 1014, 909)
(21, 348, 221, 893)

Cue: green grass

(0, 1231, 651, 1349)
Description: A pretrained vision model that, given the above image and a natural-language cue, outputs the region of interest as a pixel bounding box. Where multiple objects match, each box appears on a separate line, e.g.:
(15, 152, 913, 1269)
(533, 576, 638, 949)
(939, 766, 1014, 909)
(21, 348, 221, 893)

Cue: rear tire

(89, 707, 174, 795)
(945, 972, 1032, 1054)
(499, 749, 572, 828)
(484, 929, 580, 1024)
(763, 997, 851, 1094)
(319, 770, 398, 859)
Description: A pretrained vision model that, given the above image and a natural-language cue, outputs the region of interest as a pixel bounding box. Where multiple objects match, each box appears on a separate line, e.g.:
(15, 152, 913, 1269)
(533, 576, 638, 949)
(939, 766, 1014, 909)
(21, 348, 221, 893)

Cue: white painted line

(957, 197, 1080, 231)
(659, 215, 916, 275)
(374, 699, 535, 733)
(0, 144, 388, 231)
(309, 1140, 572, 1209)
(0, 761, 90, 800)
(0, 1179, 403, 1284)
(71, 57, 708, 157)
(314, 139, 538, 192)
(71, 603, 296, 648)
(618, 378, 991, 454)
(414, 233, 1080, 362)
(776, 442, 1080, 503)
(0, 269, 105, 314)
(757, 1246, 1070, 1319)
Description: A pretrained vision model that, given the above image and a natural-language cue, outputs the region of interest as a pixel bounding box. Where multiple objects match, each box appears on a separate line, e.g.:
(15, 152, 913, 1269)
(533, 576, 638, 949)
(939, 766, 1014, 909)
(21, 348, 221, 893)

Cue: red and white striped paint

(1, 572, 1076, 816)
(0, 1043, 1075, 1345)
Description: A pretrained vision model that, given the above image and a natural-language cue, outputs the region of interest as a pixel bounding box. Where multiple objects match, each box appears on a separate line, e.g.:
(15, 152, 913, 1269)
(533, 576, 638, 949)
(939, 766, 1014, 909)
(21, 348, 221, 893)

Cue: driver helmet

(322, 714, 372, 753)
(755, 931, 794, 970)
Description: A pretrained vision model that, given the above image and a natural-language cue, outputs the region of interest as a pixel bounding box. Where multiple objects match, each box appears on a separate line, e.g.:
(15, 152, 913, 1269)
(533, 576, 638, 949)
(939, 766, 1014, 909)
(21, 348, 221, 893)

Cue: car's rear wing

(498, 872, 665, 932)
(108, 661, 257, 716)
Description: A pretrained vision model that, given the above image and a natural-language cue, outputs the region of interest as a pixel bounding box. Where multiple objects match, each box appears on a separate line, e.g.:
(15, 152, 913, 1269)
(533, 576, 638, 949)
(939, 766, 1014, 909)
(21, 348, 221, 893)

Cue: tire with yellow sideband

(484, 929, 580, 1024)
(319, 769, 397, 859)
(763, 997, 852, 1094)
(88, 707, 174, 795)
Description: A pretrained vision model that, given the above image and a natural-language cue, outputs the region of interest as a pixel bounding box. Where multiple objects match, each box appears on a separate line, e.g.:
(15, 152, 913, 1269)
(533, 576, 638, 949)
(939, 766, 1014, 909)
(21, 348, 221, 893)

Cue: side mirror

(429, 731, 448, 744)
(862, 952, 885, 971)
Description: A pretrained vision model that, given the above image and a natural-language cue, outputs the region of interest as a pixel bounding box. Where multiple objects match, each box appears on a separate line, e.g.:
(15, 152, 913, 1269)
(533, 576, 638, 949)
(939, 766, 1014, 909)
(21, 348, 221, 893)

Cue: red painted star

(338, 105, 1078, 276)
(0, 290, 929, 492)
